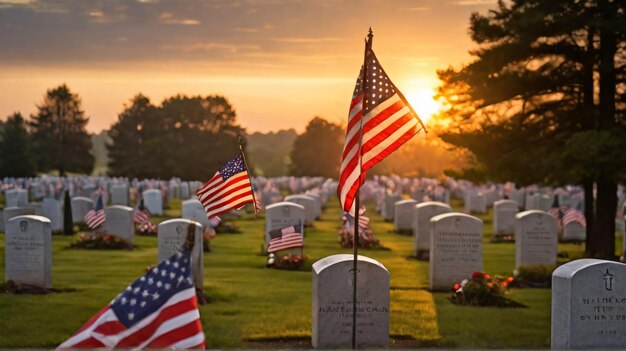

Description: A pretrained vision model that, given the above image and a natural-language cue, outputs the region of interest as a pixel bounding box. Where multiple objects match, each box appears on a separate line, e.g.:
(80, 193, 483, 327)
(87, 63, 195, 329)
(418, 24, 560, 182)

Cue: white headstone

(5, 189, 28, 208)
(429, 213, 483, 291)
(264, 202, 305, 252)
(142, 189, 163, 216)
(493, 200, 519, 236)
(104, 205, 134, 243)
(312, 254, 389, 349)
(552, 259, 626, 349)
(111, 185, 129, 206)
(465, 193, 487, 214)
(563, 221, 586, 242)
(394, 199, 418, 233)
(182, 199, 213, 230)
(382, 194, 401, 221)
(515, 210, 558, 269)
(41, 198, 63, 232)
(284, 195, 318, 226)
(71, 197, 94, 224)
(5, 215, 52, 288)
(158, 219, 203, 289)
(3, 207, 35, 229)
(413, 201, 452, 258)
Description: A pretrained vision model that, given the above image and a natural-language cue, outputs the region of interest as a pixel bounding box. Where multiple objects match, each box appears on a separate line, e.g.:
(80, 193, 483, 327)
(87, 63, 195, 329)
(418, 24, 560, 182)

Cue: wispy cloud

(455, 0, 497, 5)
(400, 6, 430, 11)
(273, 37, 345, 44)
(159, 11, 200, 25)
(160, 42, 260, 53)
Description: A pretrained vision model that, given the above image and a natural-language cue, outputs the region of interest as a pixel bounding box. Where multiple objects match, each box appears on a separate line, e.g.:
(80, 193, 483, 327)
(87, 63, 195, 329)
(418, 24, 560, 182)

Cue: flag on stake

(338, 29, 426, 214)
(57, 241, 205, 349)
(196, 154, 258, 219)
(85, 192, 106, 230)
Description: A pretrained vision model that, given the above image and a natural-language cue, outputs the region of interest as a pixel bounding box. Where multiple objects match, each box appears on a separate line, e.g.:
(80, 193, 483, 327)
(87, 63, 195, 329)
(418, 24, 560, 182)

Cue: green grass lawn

(0, 197, 620, 348)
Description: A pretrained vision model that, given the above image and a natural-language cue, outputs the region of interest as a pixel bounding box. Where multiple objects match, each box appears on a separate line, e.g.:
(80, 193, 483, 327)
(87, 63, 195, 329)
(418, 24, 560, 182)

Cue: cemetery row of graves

(0, 176, 625, 348)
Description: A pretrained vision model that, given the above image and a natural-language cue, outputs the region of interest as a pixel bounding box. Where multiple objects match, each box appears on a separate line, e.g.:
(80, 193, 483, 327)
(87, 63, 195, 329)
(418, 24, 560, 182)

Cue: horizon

(0, 0, 496, 133)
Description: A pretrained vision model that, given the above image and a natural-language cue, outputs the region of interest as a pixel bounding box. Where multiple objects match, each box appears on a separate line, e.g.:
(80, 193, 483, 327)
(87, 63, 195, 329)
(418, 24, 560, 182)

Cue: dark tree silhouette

(30, 84, 94, 176)
(289, 117, 344, 178)
(108, 94, 245, 180)
(436, 0, 626, 258)
(0, 113, 36, 177)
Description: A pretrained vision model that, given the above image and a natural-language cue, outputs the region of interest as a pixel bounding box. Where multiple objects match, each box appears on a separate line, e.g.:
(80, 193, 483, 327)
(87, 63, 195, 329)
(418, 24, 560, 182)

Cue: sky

(0, 0, 497, 134)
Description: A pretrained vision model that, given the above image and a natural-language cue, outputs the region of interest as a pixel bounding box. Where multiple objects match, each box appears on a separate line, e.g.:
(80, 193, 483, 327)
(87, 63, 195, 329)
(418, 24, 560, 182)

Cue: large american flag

(267, 224, 303, 253)
(338, 41, 426, 213)
(58, 245, 205, 349)
(85, 192, 106, 230)
(196, 154, 257, 219)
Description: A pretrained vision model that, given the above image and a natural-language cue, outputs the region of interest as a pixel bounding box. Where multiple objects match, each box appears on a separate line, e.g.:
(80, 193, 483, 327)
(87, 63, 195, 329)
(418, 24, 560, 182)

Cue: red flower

(472, 272, 485, 280)
(453, 283, 460, 290)
(506, 276, 514, 283)
(484, 274, 491, 280)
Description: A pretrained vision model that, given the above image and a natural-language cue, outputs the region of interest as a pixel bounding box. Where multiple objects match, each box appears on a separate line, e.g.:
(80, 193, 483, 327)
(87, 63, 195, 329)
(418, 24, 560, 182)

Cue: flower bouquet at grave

(136, 221, 157, 236)
(491, 233, 514, 243)
(70, 232, 134, 250)
(512, 265, 554, 288)
(450, 272, 524, 308)
(273, 254, 307, 270)
(338, 207, 382, 249)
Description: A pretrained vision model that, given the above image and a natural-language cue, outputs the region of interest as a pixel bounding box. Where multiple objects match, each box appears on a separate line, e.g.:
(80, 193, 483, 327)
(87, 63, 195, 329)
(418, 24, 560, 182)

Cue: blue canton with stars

(218, 155, 247, 181)
(110, 246, 194, 327)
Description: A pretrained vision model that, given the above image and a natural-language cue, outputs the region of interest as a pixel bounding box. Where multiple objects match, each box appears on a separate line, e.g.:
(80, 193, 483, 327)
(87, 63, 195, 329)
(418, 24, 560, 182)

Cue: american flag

(267, 224, 303, 253)
(85, 192, 106, 230)
(58, 244, 205, 349)
(563, 207, 586, 227)
(338, 34, 426, 213)
(196, 155, 257, 219)
(134, 197, 156, 233)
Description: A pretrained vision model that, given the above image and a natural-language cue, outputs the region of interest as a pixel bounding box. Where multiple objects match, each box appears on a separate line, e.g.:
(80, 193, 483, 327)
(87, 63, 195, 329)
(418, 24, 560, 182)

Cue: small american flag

(196, 155, 257, 219)
(267, 224, 303, 253)
(57, 244, 205, 349)
(134, 197, 156, 233)
(563, 207, 586, 227)
(85, 193, 105, 230)
(338, 32, 426, 213)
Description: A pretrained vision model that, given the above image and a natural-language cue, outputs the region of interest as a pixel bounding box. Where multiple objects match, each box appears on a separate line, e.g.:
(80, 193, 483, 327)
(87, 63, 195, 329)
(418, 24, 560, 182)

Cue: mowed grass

(0, 197, 620, 348)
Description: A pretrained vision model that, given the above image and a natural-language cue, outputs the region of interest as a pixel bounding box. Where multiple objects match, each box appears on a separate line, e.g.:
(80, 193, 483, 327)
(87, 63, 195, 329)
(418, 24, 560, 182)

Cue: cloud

(455, 0, 497, 5)
(159, 42, 260, 53)
(400, 6, 430, 11)
(158, 11, 200, 25)
(273, 37, 345, 44)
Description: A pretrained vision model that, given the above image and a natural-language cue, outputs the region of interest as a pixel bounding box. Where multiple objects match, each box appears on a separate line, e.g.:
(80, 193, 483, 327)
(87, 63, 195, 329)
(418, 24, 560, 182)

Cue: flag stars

(142, 290, 149, 298)
(130, 298, 137, 306)
(152, 292, 160, 301)
(128, 313, 135, 321)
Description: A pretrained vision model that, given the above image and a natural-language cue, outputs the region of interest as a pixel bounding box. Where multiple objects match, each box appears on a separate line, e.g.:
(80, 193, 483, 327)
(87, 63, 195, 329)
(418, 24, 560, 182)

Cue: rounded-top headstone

(394, 199, 418, 233)
(515, 210, 557, 269)
(5, 215, 52, 288)
(158, 218, 203, 289)
(312, 254, 389, 349)
(552, 259, 626, 349)
(414, 201, 452, 258)
(429, 212, 483, 291)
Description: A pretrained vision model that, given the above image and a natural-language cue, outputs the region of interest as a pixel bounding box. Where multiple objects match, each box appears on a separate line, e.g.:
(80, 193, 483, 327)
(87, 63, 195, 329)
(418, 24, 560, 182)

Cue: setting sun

(405, 87, 441, 125)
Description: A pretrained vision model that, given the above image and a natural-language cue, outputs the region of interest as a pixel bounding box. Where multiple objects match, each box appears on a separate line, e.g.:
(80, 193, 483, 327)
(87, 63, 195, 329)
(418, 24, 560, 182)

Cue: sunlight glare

(405, 88, 441, 124)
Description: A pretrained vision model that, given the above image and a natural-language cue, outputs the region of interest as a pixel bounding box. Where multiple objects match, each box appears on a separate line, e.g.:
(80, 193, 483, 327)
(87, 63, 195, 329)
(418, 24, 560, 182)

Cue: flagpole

(352, 27, 373, 350)
(238, 136, 259, 217)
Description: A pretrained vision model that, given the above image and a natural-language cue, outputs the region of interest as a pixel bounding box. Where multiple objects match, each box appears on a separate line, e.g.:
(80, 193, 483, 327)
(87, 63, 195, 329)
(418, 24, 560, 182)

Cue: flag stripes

(337, 40, 425, 214)
(58, 246, 205, 349)
(196, 155, 256, 220)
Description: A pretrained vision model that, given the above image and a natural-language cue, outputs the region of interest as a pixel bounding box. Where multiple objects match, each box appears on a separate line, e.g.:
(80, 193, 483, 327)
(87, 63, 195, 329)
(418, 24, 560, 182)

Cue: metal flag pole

(352, 27, 374, 350)
(238, 136, 259, 218)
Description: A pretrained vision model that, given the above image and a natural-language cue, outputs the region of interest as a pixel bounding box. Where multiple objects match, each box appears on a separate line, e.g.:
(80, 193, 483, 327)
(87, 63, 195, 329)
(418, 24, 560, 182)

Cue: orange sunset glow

(0, 0, 496, 133)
